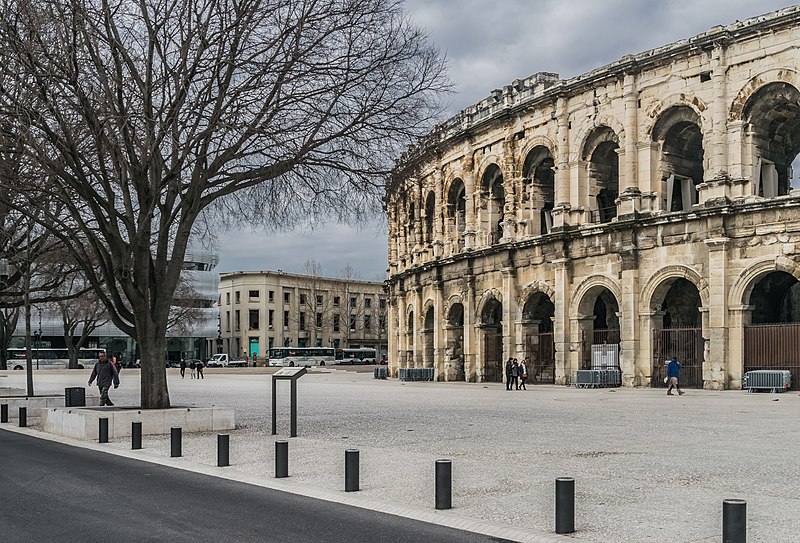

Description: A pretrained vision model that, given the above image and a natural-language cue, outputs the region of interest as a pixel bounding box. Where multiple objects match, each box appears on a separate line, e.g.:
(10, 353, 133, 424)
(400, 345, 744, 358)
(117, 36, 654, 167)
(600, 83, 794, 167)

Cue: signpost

(271, 367, 307, 437)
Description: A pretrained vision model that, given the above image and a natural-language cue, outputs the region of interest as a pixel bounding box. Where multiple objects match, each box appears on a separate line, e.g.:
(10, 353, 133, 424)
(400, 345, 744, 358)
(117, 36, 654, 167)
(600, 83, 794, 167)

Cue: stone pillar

(570, 316, 595, 380)
(622, 73, 638, 190)
(726, 305, 753, 390)
(433, 164, 444, 258)
(501, 266, 517, 361)
(553, 258, 570, 384)
(639, 310, 665, 387)
(704, 237, 730, 389)
(413, 284, 423, 368)
(462, 149, 477, 249)
(432, 280, 444, 378)
(618, 249, 639, 387)
(502, 133, 518, 242)
(637, 141, 661, 211)
(707, 42, 729, 180)
(463, 274, 476, 381)
(552, 97, 571, 229)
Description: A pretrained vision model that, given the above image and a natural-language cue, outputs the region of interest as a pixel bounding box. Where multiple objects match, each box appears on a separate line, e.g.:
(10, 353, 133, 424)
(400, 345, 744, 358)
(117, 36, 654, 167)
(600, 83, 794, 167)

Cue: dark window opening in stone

(660, 278, 702, 328)
(522, 292, 555, 332)
(653, 106, 704, 212)
(522, 146, 555, 235)
(744, 82, 800, 196)
(406, 311, 414, 335)
(592, 291, 620, 334)
(481, 164, 504, 244)
(481, 298, 502, 327)
(424, 191, 435, 245)
(446, 178, 467, 236)
(699, 71, 711, 83)
(750, 271, 800, 324)
(447, 303, 464, 327)
(583, 126, 619, 223)
(424, 306, 435, 332)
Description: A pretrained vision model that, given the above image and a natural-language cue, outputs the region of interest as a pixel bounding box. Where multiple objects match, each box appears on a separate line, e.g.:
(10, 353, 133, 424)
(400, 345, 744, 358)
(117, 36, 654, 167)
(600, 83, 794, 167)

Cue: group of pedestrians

(179, 359, 204, 379)
(504, 358, 529, 390)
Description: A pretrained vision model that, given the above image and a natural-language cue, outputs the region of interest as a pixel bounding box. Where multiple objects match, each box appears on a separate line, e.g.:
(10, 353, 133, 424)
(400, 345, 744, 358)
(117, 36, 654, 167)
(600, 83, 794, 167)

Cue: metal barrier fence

(744, 323, 800, 390)
(574, 368, 621, 388)
(373, 367, 388, 380)
(398, 368, 435, 381)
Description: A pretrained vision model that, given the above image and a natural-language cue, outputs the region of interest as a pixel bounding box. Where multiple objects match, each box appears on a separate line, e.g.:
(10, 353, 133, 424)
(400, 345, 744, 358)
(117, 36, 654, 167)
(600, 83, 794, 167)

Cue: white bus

(337, 348, 377, 365)
(268, 347, 336, 367)
(6, 348, 106, 370)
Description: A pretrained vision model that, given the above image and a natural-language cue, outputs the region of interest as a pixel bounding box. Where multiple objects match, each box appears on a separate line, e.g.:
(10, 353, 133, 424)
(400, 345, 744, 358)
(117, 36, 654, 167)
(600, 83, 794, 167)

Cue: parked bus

(268, 347, 336, 367)
(336, 348, 377, 365)
(6, 348, 106, 370)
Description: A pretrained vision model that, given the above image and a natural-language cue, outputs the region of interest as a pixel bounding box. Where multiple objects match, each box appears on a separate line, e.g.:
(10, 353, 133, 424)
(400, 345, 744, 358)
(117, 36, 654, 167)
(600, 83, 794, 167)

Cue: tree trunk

(136, 325, 170, 409)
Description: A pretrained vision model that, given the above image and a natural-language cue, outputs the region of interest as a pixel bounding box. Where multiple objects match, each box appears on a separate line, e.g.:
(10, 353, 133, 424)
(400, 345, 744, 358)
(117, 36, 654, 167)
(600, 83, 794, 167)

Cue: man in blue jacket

(88, 352, 120, 406)
(666, 356, 685, 396)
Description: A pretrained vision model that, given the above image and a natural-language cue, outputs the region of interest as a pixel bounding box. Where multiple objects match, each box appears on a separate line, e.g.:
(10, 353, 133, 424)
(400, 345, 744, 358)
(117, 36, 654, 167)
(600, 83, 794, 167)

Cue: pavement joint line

(0, 424, 590, 543)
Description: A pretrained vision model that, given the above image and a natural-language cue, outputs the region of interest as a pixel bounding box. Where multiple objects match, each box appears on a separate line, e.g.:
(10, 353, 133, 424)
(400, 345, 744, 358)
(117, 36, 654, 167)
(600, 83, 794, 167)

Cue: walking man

(196, 360, 204, 379)
(519, 358, 528, 390)
(511, 358, 520, 390)
(189, 360, 196, 379)
(666, 356, 685, 396)
(88, 352, 120, 406)
(505, 358, 514, 391)
(179, 359, 186, 379)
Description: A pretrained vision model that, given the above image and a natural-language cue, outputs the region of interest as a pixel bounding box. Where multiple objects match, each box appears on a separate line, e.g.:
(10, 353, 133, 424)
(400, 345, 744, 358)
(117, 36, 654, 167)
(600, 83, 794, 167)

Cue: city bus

(6, 348, 106, 370)
(337, 347, 377, 365)
(267, 347, 336, 367)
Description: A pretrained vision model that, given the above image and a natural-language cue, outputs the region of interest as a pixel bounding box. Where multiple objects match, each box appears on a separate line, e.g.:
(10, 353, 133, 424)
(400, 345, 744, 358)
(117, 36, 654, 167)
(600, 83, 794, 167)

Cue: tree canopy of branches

(0, 0, 448, 407)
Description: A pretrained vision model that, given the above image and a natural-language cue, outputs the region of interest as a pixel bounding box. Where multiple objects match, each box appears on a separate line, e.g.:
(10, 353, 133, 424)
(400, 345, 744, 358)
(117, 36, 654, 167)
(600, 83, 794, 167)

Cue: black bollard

(1, 404, 7, 423)
(345, 449, 360, 492)
(99, 417, 109, 443)
(170, 427, 182, 458)
(131, 422, 142, 450)
(435, 459, 452, 510)
(218, 434, 230, 467)
(723, 499, 746, 543)
(275, 440, 288, 478)
(555, 477, 575, 534)
(18, 407, 27, 428)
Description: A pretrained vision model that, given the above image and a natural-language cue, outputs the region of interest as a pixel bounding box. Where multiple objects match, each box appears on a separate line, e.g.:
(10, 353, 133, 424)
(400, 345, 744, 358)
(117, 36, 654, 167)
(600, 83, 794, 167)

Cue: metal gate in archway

(744, 323, 800, 391)
(483, 329, 503, 383)
(652, 327, 704, 388)
(525, 332, 555, 384)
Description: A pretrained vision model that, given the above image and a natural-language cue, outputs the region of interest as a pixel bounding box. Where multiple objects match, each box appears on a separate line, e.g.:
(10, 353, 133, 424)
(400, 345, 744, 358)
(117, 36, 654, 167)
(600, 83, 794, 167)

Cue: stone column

(622, 72, 639, 191)
(726, 305, 753, 390)
(570, 316, 595, 380)
(433, 164, 444, 258)
(553, 258, 570, 384)
(552, 96, 571, 229)
(636, 141, 661, 211)
(413, 283, 423, 368)
(387, 295, 398, 377)
(703, 237, 730, 389)
(618, 249, 639, 387)
(639, 310, 665, 387)
(462, 149, 477, 249)
(463, 273, 476, 381)
(708, 42, 729, 180)
(433, 279, 444, 379)
(502, 133, 518, 242)
(501, 266, 517, 361)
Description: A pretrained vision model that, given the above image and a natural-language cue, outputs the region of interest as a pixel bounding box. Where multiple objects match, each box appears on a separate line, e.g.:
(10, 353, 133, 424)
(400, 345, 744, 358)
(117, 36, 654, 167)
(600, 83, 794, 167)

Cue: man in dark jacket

(88, 352, 120, 406)
(666, 356, 685, 396)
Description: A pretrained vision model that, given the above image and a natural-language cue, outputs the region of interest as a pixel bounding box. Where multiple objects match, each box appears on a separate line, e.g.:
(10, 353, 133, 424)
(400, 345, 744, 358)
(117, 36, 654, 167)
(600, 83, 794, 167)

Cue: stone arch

(516, 281, 555, 320)
(474, 155, 504, 185)
(651, 105, 706, 211)
(574, 116, 626, 159)
(475, 288, 503, 322)
(443, 293, 464, 317)
(571, 275, 622, 318)
(641, 265, 710, 311)
(643, 93, 708, 138)
(421, 298, 435, 322)
(517, 135, 557, 170)
(579, 123, 622, 223)
(729, 68, 800, 121)
(729, 257, 800, 307)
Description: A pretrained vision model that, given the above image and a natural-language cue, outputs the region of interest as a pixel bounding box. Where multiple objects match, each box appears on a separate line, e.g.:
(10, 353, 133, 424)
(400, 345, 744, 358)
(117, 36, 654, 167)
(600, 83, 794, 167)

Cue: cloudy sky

(213, 0, 798, 281)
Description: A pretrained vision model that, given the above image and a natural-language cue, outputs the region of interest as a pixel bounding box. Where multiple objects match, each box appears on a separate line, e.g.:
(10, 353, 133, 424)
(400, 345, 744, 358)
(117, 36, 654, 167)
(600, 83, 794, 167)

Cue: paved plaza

(2, 368, 799, 542)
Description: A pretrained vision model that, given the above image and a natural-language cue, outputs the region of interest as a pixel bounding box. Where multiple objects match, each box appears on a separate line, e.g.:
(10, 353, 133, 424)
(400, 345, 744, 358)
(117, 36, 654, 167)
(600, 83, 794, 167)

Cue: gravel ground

(2, 368, 799, 543)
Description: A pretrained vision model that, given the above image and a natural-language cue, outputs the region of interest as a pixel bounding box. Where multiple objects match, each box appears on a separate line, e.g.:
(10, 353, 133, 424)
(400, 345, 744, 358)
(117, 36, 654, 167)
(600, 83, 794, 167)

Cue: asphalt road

(0, 430, 507, 543)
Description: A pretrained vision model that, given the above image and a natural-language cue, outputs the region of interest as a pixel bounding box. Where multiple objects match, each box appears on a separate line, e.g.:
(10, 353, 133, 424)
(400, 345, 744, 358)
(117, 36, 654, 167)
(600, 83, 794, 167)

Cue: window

(283, 337, 290, 347)
(379, 315, 386, 331)
(350, 314, 357, 331)
(268, 310, 274, 328)
(379, 298, 386, 309)
(248, 290, 259, 299)
(225, 311, 230, 332)
(226, 292, 230, 305)
(364, 315, 371, 331)
(300, 312, 306, 331)
(234, 310, 240, 331)
(269, 290, 274, 303)
(268, 337, 274, 349)
(235, 291, 240, 304)
(316, 295, 323, 305)
(333, 314, 340, 332)
(283, 310, 289, 330)
(364, 298, 371, 308)
(316, 312, 322, 328)
(316, 338, 322, 347)
(249, 309, 259, 330)
(284, 292, 290, 304)
(300, 293, 307, 305)
(333, 296, 340, 307)
(298, 338, 307, 347)
(350, 296, 357, 307)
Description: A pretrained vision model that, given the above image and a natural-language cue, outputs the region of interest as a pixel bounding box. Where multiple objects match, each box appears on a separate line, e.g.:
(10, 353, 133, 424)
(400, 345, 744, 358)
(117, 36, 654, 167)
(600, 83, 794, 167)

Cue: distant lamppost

(33, 309, 42, 370)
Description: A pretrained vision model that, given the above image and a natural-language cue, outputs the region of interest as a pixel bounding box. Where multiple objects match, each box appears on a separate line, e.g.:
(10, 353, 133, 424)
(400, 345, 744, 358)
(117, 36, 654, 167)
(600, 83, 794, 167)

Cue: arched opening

(522, 146, 555, 235)
(744, 271, 800, 389)
(744, 82, 800, 196)
(444, 303, 465, 381)
(479, 297, 503, 382)
(424, 191, 435, 246)
(407, 199, 416, 244)
(522, 291, 555, 384)
(577, 287, 620, 375)
(480, 164, 504, 245)
(652, 106, 704, 212)
(405, 310, 414, 368)
(446, 178, 466, 251)
(651, 278, 704, 388)
(423, 306, 435, 369)
(583, 127, 619, 223)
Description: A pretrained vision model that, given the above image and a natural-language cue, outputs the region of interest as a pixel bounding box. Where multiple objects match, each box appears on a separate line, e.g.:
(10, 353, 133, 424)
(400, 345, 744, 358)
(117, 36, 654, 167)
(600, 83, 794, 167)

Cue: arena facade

(386, 7, 800, 390)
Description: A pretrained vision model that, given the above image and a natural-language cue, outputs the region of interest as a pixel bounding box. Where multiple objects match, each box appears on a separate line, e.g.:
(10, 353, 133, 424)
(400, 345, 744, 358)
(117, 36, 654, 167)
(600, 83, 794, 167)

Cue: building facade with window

(218, 270, 387, 360)
(386, 8, 800, 390)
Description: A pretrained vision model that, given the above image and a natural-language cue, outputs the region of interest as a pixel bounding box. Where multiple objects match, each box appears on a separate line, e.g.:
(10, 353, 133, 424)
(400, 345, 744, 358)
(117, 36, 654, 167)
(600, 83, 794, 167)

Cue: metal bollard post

(218, 434, 230, 467)
(435, 459, 452, 510)
(18, 407, 27, 428)
(131, 422, 142, 450)
(723, 499, 746, 543)
(275, 440, 288, 478)
(555, 477, 575, 534)
(345, 449, 360, 492)
(1, 404, 7, 423)
(170, 427, 182, 458)
(99, 417, 109, 443)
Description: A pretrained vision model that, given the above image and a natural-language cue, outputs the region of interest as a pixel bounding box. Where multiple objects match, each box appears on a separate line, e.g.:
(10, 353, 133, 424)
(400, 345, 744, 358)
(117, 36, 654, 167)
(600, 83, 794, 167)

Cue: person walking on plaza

(505, 358, 514, 390)
(519, 358, 528, 390)
(511, 358, 520, 390)
(189, 360, 196, 379)
(88, 351, 120, 406)
(196, 360, 204, 379)
(179, 359, 186, 379)
(666, 356, 685, 396)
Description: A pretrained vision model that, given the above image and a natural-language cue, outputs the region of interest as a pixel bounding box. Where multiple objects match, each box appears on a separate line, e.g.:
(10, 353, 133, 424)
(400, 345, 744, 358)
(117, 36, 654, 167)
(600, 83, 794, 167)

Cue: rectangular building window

(249, 290, 259, 299)
(226, 292, 230, 305)
(268, 337, 274, 349)
(225, 311, 230, 332)
(379, 298, 386, 309)
(300, 293, 307, 305)
(333, 296, 340, 307)
(350, 314, 356, 331)
(268, 310, 274, 328)
(364, 298, 371, 308)
(364, 315, 371, 331)
(350, 296, 357, 307)
(248, 309, 259, 330)
(298, 338, 307, 347)
(234, 310, 240, 331)
(299, 312, 306, 331)
(283, 310, 289, 330)
(269, 290, 274, 303)
(284, 292, 290, 304)
(316, 295, 323, 305)
(333, 314, 340, 332)
(316, 312, 323, 328)
(379, 315, 386, 331)
(316, 338, 322, 347)
(235, 291, 240, 304)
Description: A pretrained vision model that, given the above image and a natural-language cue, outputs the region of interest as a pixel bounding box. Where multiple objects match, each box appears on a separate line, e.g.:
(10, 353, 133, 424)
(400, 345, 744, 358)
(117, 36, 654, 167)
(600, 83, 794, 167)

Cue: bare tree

(0, 307, 19, 370)
(0, 0, 448, 407)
